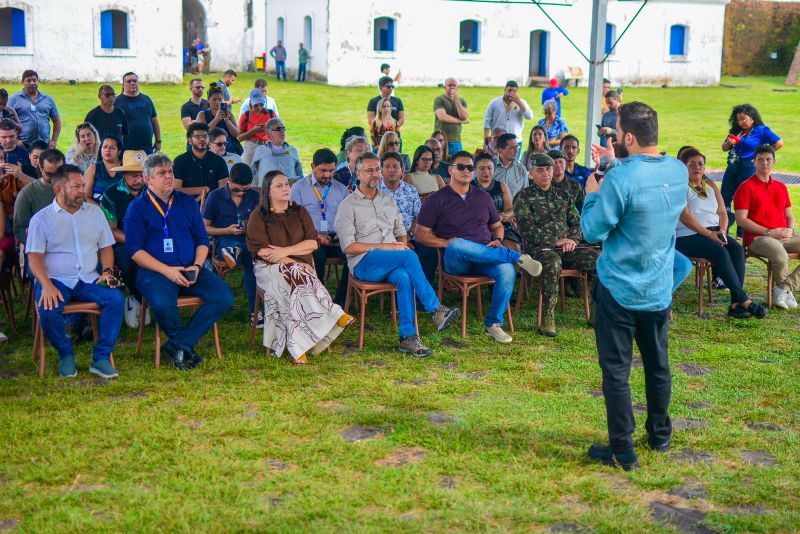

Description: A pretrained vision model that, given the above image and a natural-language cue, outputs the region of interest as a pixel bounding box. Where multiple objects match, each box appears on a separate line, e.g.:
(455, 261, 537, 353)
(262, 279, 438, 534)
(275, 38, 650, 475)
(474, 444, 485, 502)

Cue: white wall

(266, 0, 330, 80)
(205, 0, 267, 72)
(0, 0, 182, 83)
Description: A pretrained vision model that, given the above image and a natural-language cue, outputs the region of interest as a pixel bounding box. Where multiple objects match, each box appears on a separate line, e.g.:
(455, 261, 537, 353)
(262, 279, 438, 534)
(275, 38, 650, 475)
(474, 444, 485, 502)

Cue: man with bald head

(433, 78, 469, 155)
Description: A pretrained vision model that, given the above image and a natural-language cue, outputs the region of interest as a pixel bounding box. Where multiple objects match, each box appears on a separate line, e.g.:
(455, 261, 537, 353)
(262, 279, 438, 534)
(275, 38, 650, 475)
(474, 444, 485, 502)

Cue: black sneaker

(162, 343, 193, 371)
(743, 301, 767, 319)
(727, 305, 751, 319)
(587, 444, 640, 471)
(186, 350, 203, 369)
(648, 437, 671, 453)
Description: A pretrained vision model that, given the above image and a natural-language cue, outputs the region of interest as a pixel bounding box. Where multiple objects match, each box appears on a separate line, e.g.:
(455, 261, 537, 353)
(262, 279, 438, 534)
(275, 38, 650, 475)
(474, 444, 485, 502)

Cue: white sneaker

(787, 290, 798, 309)
(251, 311, 264, 329)
(772, 284, 790, 309)
(124, 295, 141, 328)
(484, 323, 512, 343)
(0, 331, 7, 343)
(517, 254, 543, 277)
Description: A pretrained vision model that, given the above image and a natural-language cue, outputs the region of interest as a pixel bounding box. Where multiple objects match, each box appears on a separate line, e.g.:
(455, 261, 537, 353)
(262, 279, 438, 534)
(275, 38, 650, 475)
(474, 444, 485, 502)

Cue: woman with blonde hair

(65, 122, 100, 173)
(370, 97, 398, 148)
(377, 131, 411, 171)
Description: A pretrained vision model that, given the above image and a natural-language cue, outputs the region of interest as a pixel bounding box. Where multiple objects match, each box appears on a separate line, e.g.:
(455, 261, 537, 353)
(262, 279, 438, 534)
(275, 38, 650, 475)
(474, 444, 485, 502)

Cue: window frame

(667, 23, 689, 61)
(0, 3, 32, 56)
(459, 19, 481, 55)
(604, 22, 616, 56)
(373, 16, 396, 53)
(303, 15, 312, 50)
(100, 9, 129, 50)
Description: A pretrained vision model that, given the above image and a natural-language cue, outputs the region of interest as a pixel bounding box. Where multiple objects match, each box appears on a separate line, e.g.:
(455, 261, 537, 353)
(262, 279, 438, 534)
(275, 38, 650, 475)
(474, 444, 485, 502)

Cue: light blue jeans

(443, 238, 520, 327)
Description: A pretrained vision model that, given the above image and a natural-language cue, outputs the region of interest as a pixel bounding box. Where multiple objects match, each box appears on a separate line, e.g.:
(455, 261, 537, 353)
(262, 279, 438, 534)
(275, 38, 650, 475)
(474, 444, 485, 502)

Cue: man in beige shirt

(335, 153, 460, 357)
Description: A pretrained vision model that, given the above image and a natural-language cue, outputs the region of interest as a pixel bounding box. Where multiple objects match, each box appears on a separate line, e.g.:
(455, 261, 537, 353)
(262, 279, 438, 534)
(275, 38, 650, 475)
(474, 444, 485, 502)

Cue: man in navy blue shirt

(203, 162, 259, 322)
(561, 135, 592, 189)
(0, 120, 36, 182)
(124, 153, 233, 370)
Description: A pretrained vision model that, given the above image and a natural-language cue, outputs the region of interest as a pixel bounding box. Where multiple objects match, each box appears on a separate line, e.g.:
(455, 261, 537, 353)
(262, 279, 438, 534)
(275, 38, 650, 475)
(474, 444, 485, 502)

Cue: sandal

(292, 354, 309, 365)
(743, 300, 767, 319)
(727, 304, 750, 319)
(337, 314, 355, 328)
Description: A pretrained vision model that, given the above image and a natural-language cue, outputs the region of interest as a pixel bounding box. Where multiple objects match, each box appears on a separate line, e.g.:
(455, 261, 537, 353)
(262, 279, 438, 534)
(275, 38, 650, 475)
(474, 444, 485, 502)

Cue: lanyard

(312, 182, 331, 221)
(147, 190, 173, 238)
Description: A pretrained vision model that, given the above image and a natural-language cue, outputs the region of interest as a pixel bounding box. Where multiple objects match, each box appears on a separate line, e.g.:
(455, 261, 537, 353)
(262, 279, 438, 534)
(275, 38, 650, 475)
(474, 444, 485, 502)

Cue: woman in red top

(238, 88, 276, 165)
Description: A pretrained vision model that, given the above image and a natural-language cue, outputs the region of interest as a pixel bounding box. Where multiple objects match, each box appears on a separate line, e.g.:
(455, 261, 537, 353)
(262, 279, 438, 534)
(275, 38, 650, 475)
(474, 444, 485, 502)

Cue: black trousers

(593, 281, 672, 453)
(312, 244, 349, 307)
(675, 229, 748, 305)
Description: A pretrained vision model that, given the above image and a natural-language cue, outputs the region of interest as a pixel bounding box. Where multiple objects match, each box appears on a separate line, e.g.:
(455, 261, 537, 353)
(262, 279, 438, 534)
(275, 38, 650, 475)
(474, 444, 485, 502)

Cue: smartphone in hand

(182, 269, 197, 282)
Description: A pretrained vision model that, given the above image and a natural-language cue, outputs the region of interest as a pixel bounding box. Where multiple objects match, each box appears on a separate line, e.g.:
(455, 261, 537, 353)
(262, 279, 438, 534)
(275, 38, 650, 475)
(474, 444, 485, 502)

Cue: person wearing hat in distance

(483, 81, 533, 146)
(100, 150, 150, 328)
(237, 88, 277, 166)
(541, 77, 569, 118)
(251, 118, 303, 187)
(414, 150, 544, 344)
(513, 152, 598, 337)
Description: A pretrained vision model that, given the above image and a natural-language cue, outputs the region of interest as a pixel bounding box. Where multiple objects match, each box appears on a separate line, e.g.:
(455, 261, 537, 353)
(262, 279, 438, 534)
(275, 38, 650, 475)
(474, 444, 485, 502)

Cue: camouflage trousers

(530, 247, 599, 302)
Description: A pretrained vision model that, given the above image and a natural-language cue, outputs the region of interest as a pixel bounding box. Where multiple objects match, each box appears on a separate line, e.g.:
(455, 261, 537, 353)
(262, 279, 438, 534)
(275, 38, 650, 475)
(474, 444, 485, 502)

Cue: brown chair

(688, 257, 713, 317)
(437, 250, 514, 338)
(210, 240, 243, 280)
(136, 296, 222, 367)
(745, 248, 800, 308)
(249, 287, 265, 345)
(344, 276, 404, 349)
(31, 301, 115, 377)
(325, 257, 345, 284)
(514, 270, 591, 328)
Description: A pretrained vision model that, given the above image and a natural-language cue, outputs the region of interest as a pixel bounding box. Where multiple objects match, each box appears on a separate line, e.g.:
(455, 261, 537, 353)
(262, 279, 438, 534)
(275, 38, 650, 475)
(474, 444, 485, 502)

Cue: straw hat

(110, 150, 146, 172)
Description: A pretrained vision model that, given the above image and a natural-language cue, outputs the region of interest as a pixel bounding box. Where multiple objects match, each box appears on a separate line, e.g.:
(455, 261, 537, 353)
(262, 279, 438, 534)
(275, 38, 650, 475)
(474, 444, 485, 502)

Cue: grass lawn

(1, 76, 799, 532)
(33, 74, 800, 173)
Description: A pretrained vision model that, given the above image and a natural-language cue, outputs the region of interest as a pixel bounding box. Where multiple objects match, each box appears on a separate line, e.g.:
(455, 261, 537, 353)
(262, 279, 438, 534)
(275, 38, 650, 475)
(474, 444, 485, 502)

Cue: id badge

(320, 220, 329, 233)
(163, 238, 174, 253)
(30, 104, 37, 112)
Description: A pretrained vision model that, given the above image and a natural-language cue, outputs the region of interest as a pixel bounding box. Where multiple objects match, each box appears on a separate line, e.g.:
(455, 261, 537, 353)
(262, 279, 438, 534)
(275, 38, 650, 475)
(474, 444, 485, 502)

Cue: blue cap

(249, 88, 266, 106)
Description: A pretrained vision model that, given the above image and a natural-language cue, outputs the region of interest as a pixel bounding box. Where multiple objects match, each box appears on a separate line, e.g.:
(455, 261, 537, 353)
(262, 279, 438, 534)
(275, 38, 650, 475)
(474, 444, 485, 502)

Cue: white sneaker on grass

(787, 290, 798, 309)
(772, 284, 790, 309)
(124, 295, 141, 328)
(485, 323, 512, 344)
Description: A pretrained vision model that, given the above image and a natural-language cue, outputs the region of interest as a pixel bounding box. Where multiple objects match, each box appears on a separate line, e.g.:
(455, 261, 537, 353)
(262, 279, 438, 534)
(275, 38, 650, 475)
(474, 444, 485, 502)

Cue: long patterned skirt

(254, 261, 347, 360)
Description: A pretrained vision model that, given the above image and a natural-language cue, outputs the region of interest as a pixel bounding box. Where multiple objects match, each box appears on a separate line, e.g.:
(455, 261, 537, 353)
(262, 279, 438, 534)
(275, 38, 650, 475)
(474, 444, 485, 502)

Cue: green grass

(37, 74, 800, 173)
(1, 77, 800, 532)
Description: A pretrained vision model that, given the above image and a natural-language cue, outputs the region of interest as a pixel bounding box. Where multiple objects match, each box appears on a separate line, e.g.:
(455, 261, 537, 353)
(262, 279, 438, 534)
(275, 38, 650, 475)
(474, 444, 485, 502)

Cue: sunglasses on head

(450, 163, 475, 172)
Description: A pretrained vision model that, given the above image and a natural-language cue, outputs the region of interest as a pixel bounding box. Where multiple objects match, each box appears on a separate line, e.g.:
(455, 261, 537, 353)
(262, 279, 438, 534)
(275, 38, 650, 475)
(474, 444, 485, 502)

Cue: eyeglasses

(687, 162, 705, 169)
(387, 141, 400, 146)
(383, 85, 395, 89)
(191, 134, 209, 140)
(229, 186, 249, 193)
(360, 167, 382, 175)
(419, 157, 433, 162)
(101, 93, 115, 98)
(271, 126, 286, 132)
(211, 141, 226, 147)
(450, 163, 475, 172)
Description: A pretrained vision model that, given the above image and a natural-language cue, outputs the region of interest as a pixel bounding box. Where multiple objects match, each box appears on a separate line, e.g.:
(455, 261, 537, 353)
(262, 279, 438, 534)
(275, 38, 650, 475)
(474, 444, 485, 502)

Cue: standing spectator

(493, 133, 528, 198)
(538, 100, 569, 148)
(99, 150, 150, 328)
(8, 70, 61, 148)
(239, 79, 279, 119)
(203, 163, 260, 322)
(196, 83, 239, 155)
(27, 165, 124, 378)
(297, 43, 310, 82)
(251, 118, 303, 186)
(0, 88, 23, 133)
(13, 149, 64, 247)
(208, 127, 243, 171)
(734, 144, 799, 310)
(237, 88, 276, 166)
(173, 123, 229, 197)
(404, 145, 444, 201)
(115, 72, 161, 154)
(85, 85, 128, 143)
(426, 138, 450, 183)
(484, 81, 533, 145)
(124, 153, 234, 371)
(333, 135, 370, 192)
(367, 77, 404, 145)
(214, 70, 240, 105)
(84, 136, 122, 203)
(200, 41, 211, 74)
(270, 41, 287, 81)
(720, 104, 783, 217)
(379, 63, 402, 89)
(433, 78, 469, 155)
(65, 123, 100, 173)
(541, 78, 569, 118)
(598, 91, 620, 147)
(581, 102, 688, 470)
(521, 125, 548, 171)
(561, 135, 592, 188)
(180, 78, 209, 130)
(290, 148, 350, 307)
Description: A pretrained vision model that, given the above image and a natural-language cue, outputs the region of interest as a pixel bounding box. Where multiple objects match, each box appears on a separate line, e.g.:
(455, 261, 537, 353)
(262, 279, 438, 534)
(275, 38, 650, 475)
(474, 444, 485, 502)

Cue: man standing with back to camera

(581, 102, 688, 470)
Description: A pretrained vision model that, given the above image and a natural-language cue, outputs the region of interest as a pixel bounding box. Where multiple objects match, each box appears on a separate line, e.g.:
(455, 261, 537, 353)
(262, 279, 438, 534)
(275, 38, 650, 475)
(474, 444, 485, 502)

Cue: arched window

(277, 17, 285, 42)
(605, 23, 616, 55)
(459, 20, 480, 54)
(0, 7, 26, 47)
(374, 17, 396, 52)
(303, 15, 312, 49)
(669, 24, 687, 56)
(100, 9, 128, 49)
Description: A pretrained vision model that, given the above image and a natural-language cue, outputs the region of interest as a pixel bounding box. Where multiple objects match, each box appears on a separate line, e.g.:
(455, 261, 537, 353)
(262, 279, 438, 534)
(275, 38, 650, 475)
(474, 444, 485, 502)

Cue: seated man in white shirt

(27, 164, 125, 378)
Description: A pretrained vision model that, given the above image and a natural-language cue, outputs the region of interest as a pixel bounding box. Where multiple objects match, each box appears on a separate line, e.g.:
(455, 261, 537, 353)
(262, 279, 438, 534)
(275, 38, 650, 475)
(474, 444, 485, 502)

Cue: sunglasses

(271, 126, 286, 132)
(450, 163, 475, 172)
(211, 141, 226, 147)
(388, 141, 400, 146)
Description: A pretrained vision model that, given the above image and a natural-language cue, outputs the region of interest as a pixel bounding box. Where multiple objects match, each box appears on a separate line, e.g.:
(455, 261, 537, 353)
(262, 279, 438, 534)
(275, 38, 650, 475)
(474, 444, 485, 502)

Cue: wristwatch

(764, 229, 770, 237)
(193, 264, 202, 270)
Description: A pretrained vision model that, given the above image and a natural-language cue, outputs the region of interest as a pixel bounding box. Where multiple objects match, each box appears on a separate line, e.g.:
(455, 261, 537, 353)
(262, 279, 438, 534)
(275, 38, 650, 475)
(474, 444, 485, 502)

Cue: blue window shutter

(101, 10, 113, 48)
(387, 18, 395, 51)
(472, 22, 479, 52)
(11, 8, 25, 47)
(538, 32, 548, 77)
(605, 23, 613, 54)
(670, 25, 685, 56)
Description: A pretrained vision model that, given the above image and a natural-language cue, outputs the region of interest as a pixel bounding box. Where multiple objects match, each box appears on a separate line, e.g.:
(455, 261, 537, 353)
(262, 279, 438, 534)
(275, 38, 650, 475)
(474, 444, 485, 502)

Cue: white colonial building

(0, 0, 729, 86)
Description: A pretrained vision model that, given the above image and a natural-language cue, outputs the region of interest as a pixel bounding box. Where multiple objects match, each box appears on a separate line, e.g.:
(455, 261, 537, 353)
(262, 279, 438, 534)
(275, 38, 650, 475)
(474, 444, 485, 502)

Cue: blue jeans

(137, 267, 233, 352)
(215, 235, 256, 312)
(297, 63, 307, 82)
(353, 249, 440, 337)
(35, 279, 124, 362)
(447, 141, 463, 156)
(672, 250, 693, 294)
(276, 61, 286, 80)
(444, 238, 520, 327)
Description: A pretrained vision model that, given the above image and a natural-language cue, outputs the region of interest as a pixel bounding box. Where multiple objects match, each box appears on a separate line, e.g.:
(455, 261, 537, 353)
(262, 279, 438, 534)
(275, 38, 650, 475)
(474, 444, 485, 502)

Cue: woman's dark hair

(676, 145, 696, 160)
(431, 130, 449, 162)
(339, 126, 366, 152)
(98, 134, 123, 160)
(678, 147, 705, 165)
(526, 125, 547, 155)
(410, 145, 434, 173)
(0, 89, 8, 99)
(230, 163, 253, 185)
(207, 85, 224, 100)
(258, 170, 297, 221)
(475, 152, 495, 166)
(728, 103, 764, 135)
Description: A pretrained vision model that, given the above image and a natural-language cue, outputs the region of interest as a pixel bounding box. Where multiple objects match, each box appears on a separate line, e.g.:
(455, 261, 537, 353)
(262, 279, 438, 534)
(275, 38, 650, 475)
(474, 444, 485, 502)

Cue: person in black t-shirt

(180, 78, 209, 130)
(114, 72, 161, 154)
(85, 85, 128, 144)
(173, 122, 229, 198)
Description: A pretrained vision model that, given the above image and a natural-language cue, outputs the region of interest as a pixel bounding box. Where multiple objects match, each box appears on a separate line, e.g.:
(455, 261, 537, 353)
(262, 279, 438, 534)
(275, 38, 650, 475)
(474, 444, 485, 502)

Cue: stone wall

(723, 0, 800, 76)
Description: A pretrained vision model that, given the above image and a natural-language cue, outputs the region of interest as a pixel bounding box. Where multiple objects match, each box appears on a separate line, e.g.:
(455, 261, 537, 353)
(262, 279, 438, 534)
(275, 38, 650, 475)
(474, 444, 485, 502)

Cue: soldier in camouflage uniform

(549, 149, 585, 213)
(514, 153, 598, 336)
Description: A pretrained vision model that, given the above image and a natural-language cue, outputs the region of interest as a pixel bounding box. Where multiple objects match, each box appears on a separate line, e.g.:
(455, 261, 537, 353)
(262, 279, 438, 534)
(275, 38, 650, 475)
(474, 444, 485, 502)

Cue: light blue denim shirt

(581, 154, 688, 311)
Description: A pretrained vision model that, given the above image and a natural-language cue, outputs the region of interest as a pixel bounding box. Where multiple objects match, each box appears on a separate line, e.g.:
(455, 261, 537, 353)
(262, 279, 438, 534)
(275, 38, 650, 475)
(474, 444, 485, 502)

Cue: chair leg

(582, 274, 591, 322)
(706, 263, 713, 303)
(767, 260, 773, 308)
(155, 323, 161, 369)
(213, 322, 222, 360)
(559, 276, 566, 313)
(461, 287, 469, 338)
(31, 313, 39, 363)
(90, 315, 99, 344)
(513, 273, 526, 315)
(249, 292, 262, 346)
(697, 264, 704, 317)
(505, 304, 515, 333)
(38, 325, 46, 377)
(537, 286, 543, 328)
(136, 300, 147, 354)
(475, 285, 483, 319)
(358, 290, 367, 349)
(390, 291, 397, 327)
(343, 280, 352, 314)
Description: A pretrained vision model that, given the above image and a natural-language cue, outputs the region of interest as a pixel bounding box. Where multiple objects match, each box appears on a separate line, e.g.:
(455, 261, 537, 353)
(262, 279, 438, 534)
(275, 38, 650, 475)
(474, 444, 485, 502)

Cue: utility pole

(584, 0, 608, 167)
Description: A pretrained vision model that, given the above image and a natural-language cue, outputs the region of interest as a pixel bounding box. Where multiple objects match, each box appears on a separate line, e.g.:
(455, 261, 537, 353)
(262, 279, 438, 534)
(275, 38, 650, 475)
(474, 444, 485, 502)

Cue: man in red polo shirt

(734, 144, 799, 309)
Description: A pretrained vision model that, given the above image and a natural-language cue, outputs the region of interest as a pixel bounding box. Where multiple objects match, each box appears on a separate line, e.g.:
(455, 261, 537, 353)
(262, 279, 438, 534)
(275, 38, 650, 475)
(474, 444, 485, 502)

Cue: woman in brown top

(247, 170, 353, 364)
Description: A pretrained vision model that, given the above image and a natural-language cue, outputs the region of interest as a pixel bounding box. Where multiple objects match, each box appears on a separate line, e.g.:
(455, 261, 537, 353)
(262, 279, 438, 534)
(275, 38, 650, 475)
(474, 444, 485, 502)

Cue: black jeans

(675, 229, 748, 305)
(312, 243, 349, 307)
(594, 281, 672, 453)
